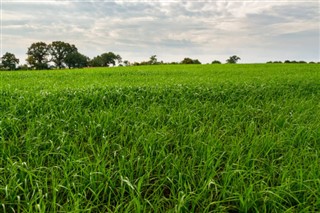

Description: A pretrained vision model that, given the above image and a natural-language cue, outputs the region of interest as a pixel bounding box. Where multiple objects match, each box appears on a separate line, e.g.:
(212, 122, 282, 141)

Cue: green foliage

(0, 64, 320, 212)
(226, 55, 241, 64)
(267, 61, 283, 64)
(17, 64, 30, 70)
(1, 52, 19, 70)
(102, 52, 122, 66)
(149, 55, 158, 65)
(284, 60, 308, 64)
(89, 55, 104, 67)
(211, 60, 221, 64)
(123, 60, 131, 66)
(181, 57, 201, 64)
(90, 52, 122, 67)
(129, 55, 159, 66)
(26, 42, 50, 70)
(65, 52, 89, 68)
(49, 41, 78, 69)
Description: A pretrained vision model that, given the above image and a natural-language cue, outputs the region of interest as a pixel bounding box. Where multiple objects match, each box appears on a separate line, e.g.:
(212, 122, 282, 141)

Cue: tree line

(0, 41, 318, 71)
(0, 41, 241, 71)
(0, 41, 123, 71)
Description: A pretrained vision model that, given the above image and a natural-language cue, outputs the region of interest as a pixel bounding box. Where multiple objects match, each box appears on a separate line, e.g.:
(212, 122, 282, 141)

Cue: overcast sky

(1, 0, 319, 64)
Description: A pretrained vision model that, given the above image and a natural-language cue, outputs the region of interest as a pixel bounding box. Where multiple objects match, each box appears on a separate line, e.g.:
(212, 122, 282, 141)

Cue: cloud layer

(2, 0, 319, 63)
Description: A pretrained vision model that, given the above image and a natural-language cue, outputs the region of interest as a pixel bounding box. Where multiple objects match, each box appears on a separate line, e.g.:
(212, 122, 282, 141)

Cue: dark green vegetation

(0, 53, 20, 71)
(1, 64, 320, 212)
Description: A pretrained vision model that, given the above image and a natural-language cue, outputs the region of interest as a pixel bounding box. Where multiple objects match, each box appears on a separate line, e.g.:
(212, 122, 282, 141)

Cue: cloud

(2, 0, 319, 64)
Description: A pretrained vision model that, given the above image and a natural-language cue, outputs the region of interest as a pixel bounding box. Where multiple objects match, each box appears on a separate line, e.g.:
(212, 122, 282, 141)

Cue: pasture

(0, 64, 319, 212)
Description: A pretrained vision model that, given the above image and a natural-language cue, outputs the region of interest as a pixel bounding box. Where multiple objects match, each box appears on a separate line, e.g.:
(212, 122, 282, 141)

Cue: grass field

(1, 64, 320, 212)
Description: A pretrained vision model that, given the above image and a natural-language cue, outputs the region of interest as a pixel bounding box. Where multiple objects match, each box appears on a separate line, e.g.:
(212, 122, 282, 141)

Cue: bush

(211, 60, 221, 64)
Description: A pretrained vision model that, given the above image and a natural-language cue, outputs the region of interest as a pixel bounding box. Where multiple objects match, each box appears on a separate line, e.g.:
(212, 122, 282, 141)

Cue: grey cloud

(2, 1, 319, 63)
(271, 3, 319, 20)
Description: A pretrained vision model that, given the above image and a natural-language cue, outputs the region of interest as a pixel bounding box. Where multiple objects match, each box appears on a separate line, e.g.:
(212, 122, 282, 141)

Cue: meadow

(0, 64, 319, 212)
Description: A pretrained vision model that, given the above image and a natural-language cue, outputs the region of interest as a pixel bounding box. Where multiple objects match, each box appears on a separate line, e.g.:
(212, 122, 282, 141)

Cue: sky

(1, 0, 320, 64)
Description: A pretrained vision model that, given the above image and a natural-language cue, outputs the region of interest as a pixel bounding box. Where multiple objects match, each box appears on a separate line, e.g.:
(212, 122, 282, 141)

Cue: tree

(226, 55, 241, 64)
(26, 42, 49, 70)
(181, 58, 193, 64)
(192, 59, 201, 64)
(181, 58, 201, 64)
(1, 52, 19, 70)
(123, 60, 131, 66)
(100, 52, 122, 67)
(90, 52, 122, 67)
(65, 52, 89, 68)
(49, 41, 77, 69)
(149, 55, 158, 65)
(211, 60, 221, 64)
(90, 56, 104, 67)
(17, 64, 29, 70)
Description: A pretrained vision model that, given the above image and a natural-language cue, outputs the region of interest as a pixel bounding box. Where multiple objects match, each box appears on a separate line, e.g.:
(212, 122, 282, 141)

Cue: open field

(1, 64, 320, 212)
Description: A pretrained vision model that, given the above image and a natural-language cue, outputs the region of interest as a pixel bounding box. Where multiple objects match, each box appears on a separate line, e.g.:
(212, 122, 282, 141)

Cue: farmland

(0, 64, 320, 212)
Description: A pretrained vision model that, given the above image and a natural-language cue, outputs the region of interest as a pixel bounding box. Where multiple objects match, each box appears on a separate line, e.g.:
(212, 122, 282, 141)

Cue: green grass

(1, 64, 320, 212)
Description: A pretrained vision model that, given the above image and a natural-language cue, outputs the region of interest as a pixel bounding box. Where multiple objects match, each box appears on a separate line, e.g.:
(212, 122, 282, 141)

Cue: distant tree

(100, 52, 122, 67)
(1, 52, 19, 70)
(26, 55, 38, 69)
(123, 60, 131, 66)
(17, 64, 29, 70)
(211, 60, 221, 64)
(90, 52, 122, 67)
(284, 60, 291, 63)
(226, 55, 241, 64)
(192, 59, 201, 64)
(181, 58, 194, 64)
(149, 55, 158, 65)
(26, 42, 49, 70)
(140, 61, 150, 65)
(181, 58, 201, 64)
(309, 61, 315, 64)
(65, 52, 89, 68)
(267, 61, 282, 63)
(90, 56, 104, 67)
(49, 41, 77, 69)
(298, 61, 307, 64)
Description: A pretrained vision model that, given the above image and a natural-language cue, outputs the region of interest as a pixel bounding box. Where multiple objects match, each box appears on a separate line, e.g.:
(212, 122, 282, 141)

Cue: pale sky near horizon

(1, 0, 320, 64)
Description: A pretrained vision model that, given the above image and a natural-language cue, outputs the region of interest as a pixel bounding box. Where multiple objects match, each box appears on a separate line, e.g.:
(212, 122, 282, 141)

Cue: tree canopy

(211, 60, 221, 64)
(26, 42, 50, 70)
(226, 55, 241, 64)
(49, 41, 77, 69)
(90, 52, 122, 67)
(181, 58, 201, 64)
(149, 55, 158, 65)
(101, 52, 122, 67)
(1, 52, 20, 70)
(65, 52, 89, 68)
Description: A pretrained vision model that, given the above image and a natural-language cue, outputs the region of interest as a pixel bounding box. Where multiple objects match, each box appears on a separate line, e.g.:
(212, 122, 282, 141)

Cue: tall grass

(1, 64, 319, 212)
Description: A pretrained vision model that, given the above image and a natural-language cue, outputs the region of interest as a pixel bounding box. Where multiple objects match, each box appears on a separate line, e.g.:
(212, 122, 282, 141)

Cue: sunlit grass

(1, 64, 320, 212)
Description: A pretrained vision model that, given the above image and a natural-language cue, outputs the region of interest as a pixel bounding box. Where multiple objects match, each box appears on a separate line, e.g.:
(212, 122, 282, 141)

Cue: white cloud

(1, 0, 319, 64)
